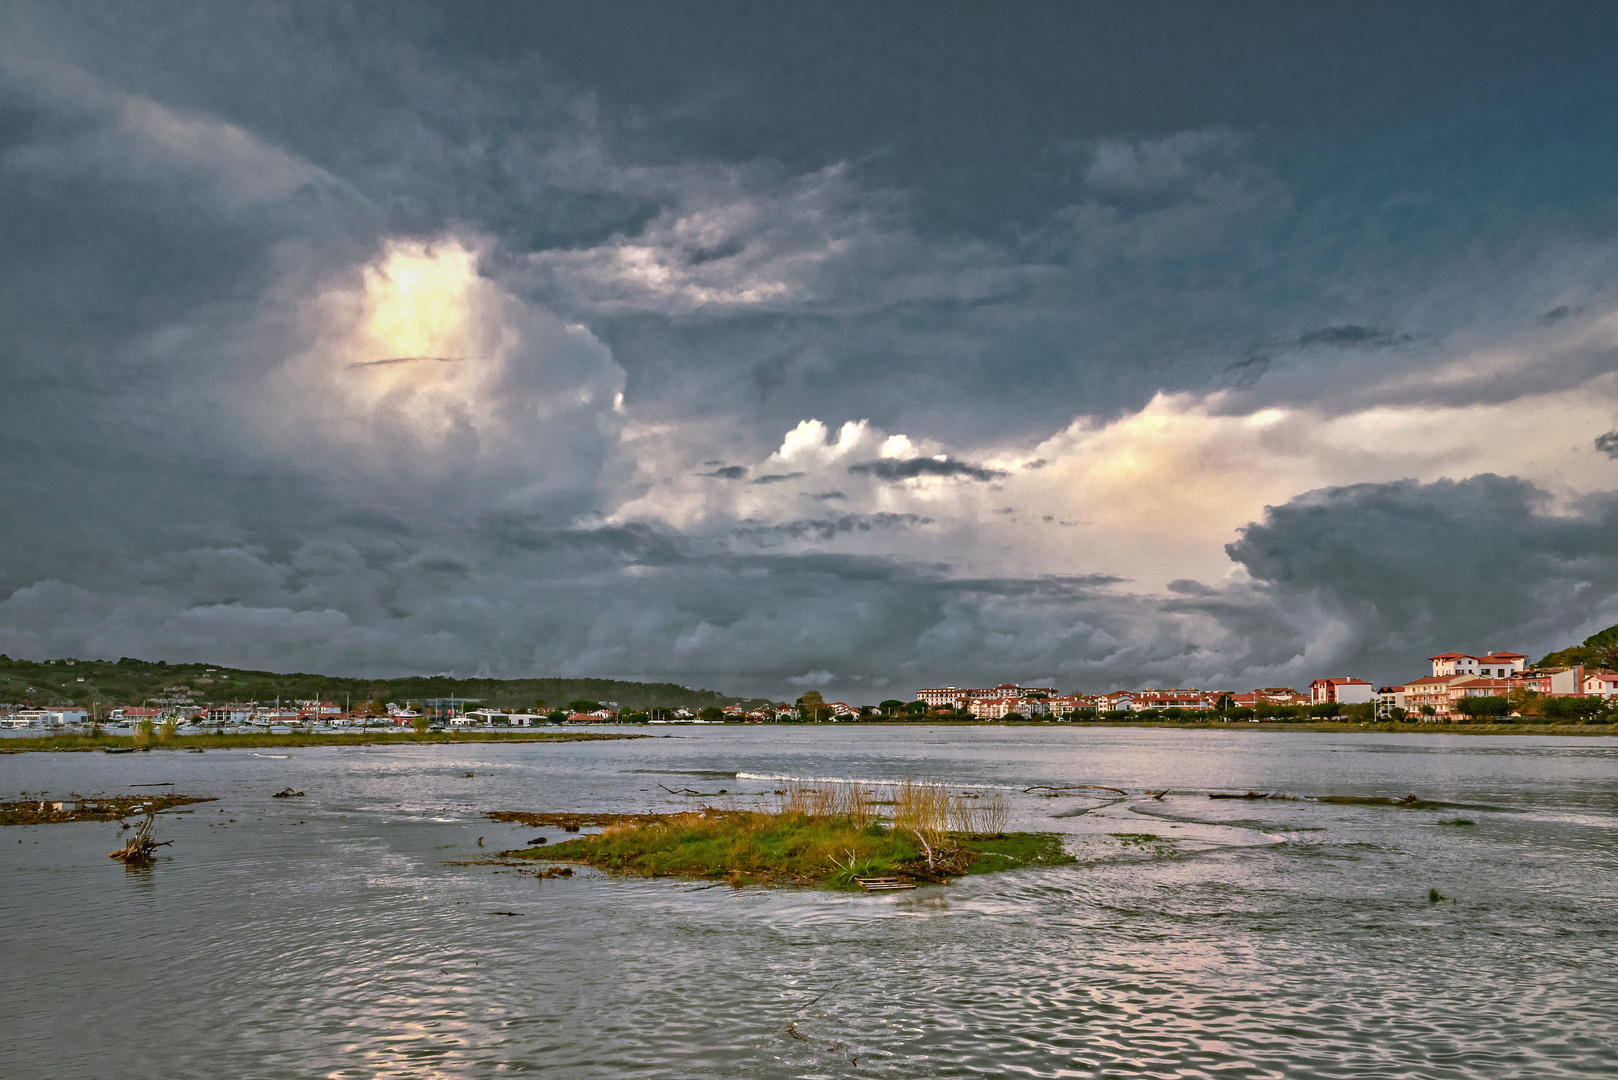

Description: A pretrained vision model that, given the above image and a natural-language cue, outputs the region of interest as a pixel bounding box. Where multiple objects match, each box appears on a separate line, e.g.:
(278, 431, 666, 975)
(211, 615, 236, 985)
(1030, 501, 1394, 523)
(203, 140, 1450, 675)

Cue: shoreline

(839, 719, 1617, 736)
(4, 720, 1612, 752)
(0, 730, 647, 753)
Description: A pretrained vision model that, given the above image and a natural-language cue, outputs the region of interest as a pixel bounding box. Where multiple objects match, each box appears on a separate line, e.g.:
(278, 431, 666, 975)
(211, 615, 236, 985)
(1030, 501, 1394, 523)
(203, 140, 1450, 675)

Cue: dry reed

(738, 778, 1008, 840)
(767, 780, 876, 826)
(949, 792, 1010, 836)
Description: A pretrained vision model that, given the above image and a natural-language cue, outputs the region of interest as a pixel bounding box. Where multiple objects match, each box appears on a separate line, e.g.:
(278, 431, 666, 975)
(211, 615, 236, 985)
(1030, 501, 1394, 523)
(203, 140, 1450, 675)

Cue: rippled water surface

(4, 726, 1617, 1078)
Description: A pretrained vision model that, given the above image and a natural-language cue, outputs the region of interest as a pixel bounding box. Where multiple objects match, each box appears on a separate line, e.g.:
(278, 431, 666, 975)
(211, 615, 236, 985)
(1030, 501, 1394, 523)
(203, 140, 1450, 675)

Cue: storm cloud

(5, 4, 1618, 698)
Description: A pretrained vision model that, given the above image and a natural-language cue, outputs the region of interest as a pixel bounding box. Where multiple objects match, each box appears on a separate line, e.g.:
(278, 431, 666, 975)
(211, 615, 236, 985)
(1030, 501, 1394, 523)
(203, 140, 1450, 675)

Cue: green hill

(1536, 622, 1618, 670)
(0, 655, 755, 712)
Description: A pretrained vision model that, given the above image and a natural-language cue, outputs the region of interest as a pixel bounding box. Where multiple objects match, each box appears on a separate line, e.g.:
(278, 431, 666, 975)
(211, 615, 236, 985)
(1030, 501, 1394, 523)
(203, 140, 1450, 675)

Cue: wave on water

(252, 753, 290, 759)
(735, 771, 1023, 791)
(622, 769, 738, 778)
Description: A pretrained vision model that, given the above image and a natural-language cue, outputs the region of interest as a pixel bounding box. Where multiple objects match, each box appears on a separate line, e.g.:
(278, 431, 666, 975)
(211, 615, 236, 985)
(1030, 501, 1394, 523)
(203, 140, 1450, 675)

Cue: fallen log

(1024, 784, 1129, 797)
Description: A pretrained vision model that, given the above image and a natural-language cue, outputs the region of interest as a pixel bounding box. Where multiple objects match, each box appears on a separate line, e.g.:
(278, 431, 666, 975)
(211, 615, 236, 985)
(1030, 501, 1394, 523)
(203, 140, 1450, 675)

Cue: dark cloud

(732, 513, 933, 543)
(1597, 431, 1618, 459)
(751, 342, 807, 403)
(751, 472, 805, 485)
(1226, 475, 1618, 682)
(1296, 325, 1411, 349)
(848, 458, 1007, 482)
(701, 466, 749, 480)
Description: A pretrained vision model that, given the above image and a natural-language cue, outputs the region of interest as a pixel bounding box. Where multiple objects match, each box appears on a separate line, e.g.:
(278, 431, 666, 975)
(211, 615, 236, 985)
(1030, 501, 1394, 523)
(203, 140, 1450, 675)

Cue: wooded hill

(0, 655, 753, 712)
(1535, 622, 1618, 670)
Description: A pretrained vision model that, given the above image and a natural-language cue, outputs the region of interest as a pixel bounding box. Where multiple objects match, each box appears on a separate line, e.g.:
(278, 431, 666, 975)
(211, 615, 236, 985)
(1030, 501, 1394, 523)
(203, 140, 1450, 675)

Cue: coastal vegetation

(1535, 623, 1618, 671)
(487, 781, 1073, 889)
(0, 729, 644, 753)
(0, 654, 756, 712)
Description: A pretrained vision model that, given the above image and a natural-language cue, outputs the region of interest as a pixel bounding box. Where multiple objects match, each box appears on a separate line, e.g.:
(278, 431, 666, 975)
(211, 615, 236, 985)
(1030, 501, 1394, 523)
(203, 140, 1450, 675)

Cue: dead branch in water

(109, 814, 170, 864)
(658, 783, 729, 797)
(1024, 784, 1129, 797)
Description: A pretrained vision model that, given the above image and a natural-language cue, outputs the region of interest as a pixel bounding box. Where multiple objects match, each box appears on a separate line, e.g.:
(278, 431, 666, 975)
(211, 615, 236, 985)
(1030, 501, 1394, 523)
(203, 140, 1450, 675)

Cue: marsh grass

(528, 809, 920, 887)
(501, 781, 1068, 889)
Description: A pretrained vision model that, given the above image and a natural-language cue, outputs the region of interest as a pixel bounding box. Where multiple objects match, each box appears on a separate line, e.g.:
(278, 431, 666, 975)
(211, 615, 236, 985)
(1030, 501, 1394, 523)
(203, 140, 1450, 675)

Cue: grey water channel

(3, 725, 1616, 1078)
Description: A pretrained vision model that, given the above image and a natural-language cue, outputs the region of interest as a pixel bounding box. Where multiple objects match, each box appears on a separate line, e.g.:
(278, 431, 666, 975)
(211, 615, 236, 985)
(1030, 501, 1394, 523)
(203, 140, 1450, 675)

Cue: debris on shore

(271, 787, 305, 798)
(2, 793, 215, 826)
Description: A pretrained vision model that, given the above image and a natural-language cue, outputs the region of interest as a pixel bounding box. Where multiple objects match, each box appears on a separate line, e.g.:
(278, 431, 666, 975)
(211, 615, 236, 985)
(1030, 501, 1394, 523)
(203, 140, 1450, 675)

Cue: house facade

(1310, 678, 1375, 705)
(1428, 652, 1527, 678)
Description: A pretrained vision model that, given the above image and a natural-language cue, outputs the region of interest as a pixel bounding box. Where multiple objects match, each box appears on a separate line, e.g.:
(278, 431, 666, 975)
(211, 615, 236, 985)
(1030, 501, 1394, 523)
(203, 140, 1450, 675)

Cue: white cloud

(247, 234, 628, 500)
(605, 328, 1618, 590)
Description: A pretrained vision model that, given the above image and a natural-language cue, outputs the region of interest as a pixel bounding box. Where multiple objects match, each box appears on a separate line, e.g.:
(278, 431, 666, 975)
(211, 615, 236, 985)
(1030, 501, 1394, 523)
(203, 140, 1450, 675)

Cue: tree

(797, 691, 831, 723)
(1456, 695, 1509, 719)
(699, 705, 725, 723)
(1536, 621, 1618, 669)
(568, 699, 601, 713)
(1543, 695, 1605, 721)
(411, 715, 430, 734)
(903, 700, 928, 717)
(879, 698, 906, 715)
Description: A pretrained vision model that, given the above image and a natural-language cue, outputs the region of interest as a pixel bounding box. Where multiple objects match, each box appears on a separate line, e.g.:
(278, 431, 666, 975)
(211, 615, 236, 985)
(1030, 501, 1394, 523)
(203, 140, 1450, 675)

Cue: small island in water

(485, 781, 1073, 890)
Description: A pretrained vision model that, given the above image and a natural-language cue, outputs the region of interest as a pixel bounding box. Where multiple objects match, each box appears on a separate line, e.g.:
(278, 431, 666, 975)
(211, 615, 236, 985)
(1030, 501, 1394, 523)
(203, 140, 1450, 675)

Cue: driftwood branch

(1024, 784, 1129, 797)
(910, 828, 935, 871)
(658, 783, 729, 797)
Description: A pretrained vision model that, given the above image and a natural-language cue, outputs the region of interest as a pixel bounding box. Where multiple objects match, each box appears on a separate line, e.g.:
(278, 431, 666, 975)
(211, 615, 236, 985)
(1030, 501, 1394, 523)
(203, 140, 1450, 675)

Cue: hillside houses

(1379, 651, 1616, 720)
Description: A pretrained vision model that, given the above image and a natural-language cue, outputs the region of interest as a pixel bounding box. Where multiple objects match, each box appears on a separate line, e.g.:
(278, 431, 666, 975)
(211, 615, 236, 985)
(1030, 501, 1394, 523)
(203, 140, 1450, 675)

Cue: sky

(3, 1, 1618, 700)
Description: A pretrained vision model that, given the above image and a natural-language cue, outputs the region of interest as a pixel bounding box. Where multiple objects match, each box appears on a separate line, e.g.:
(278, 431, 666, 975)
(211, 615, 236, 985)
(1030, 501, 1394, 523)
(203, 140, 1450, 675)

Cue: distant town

(2, 639, 1614, 731)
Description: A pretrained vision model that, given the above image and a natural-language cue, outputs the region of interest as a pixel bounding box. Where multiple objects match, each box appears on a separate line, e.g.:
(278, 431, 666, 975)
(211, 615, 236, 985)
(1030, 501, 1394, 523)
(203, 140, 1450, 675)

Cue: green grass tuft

(500, 809, 1072, 889)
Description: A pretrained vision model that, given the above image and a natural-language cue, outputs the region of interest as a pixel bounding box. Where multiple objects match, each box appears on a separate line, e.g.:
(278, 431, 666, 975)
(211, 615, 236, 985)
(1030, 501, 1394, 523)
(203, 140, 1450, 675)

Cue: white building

(1310, 678, 1375, 706)
(461, 709, 549, 726)
(1428, 652, 1528, 678)
(9, 708, 88, 727)
(1584, 670, 1618, 698)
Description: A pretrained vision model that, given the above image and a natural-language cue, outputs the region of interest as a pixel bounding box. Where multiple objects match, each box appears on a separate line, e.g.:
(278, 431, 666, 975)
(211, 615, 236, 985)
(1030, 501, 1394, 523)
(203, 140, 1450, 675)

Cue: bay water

(3, 725, 1615, 1078)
